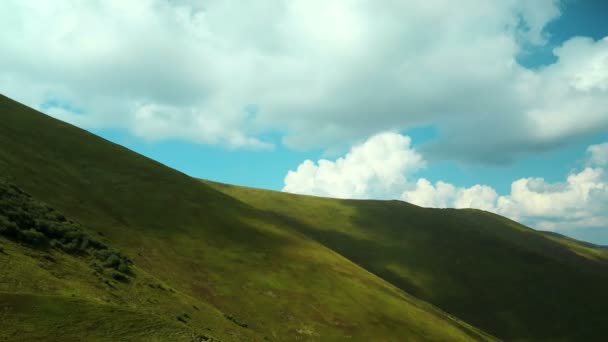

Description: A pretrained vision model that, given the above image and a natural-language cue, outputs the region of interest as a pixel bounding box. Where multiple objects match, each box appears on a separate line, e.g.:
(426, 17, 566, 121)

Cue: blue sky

(517, 0, 608, 68)
(1, 0, 608, 244)
(91, 123, 605, 196)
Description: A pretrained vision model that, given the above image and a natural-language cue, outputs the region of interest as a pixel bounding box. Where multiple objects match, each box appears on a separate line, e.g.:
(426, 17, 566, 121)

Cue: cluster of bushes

(0, 178, 132, 277)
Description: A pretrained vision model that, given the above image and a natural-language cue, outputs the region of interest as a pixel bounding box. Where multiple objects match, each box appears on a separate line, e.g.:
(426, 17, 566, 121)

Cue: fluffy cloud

(403, 145, 608, 231)
(285, 133, 608, 231)
(497, 168, 608, 228)
(403, 180, 501, 212)
(401, 180, 458, 208)
(283, 132, 424, 199)
(1, 0, 607, 161)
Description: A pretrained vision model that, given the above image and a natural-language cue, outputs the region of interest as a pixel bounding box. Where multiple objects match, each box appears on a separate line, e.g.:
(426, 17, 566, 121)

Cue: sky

(1, 0, 607, 244)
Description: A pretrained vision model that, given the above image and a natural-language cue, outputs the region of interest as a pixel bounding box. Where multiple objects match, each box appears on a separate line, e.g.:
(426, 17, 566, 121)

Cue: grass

(0, 93, 497, 341)
(205, 180, 608, 342)
(0, 292, 200, 342)
(2, 92, 607, 341)
(0, 230, 251, 342)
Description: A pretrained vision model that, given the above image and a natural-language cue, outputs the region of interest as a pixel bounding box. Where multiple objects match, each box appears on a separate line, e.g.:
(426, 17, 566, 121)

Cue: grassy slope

(0, 292, 199, 342)
(0, 94, 495, 341)
(205, 181, 608, 342)
(0, 206, 250, 342)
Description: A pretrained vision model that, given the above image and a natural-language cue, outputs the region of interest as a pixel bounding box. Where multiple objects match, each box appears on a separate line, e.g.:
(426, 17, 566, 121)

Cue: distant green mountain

(1, 93, 607, 341)
(0, 93, 495, 341)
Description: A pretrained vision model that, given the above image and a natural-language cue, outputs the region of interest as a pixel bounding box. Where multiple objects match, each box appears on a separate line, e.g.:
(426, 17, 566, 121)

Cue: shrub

(111, 271, 128, 282)
(0, 178, 133, 276)
(104, 253, 122, 268)
(94, 249, 112, 261)
(60, 240, 79, 253)
(117, 262, 130, 274)
(80, 238, 90, 250)
(19, 228, 48, 247)
(55, 213, 66, 222)
(0, 216, 19, 237)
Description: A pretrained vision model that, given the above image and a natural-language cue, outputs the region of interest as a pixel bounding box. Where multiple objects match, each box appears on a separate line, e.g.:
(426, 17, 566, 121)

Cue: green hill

(0, 93, 496, 341)
(205, 181, 608, 342)
(1, 92, 607, 341)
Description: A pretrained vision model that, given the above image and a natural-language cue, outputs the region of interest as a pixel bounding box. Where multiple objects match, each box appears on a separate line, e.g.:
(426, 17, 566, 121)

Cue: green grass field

(206, 181, 608, 341)
(1, 93, 607, 341)
(0, 94, 496, 341)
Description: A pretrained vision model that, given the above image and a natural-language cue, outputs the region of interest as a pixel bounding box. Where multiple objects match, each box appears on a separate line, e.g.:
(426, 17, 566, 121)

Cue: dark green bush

(19, 228, 48, 247)
(111, 271, 128, 282)
(117, 262, 130, 274)
(0, 178, 132, 276)
(104, 254, 122, 268)
(0, 216, 19, 237)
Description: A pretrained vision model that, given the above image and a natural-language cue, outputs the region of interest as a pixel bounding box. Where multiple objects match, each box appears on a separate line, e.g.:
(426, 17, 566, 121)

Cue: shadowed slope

(206, 180, 608, 342)
(0, 94, 495, 341)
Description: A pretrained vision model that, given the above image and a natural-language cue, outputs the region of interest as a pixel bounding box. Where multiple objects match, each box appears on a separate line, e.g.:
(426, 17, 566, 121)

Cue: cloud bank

(284, 133, 608, 232)
(1, 0, 607, 162)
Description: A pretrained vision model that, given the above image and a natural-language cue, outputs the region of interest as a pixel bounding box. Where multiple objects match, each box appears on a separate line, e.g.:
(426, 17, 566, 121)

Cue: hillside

(205, 181, 608, 342)
(0, 93, 496, 341)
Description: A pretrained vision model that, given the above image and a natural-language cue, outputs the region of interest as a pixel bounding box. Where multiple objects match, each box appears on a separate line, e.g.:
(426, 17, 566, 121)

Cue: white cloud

(285, 132, 608, 232)
(401, 180, 455, 208)
(454, 185, 500, 211)
(497, 168, 606, 222)
(283, 132, 424, 199)
(131, 103, 272, 149)
(402, 154, 608, 231)
(402, 181, 499, 211)
(1, 0, 607, 160)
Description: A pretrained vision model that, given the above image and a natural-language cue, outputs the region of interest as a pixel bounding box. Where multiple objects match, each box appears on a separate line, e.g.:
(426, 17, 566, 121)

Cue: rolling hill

(1, 93, 607, 341)
(205, 181, 608, 341)
(0, 94, 495, 341)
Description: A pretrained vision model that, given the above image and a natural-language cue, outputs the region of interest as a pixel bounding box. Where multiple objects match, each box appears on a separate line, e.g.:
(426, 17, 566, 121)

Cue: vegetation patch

(0, 178, 132, 277)
(223, 313, 248, 328)
(191, 334, 219, 342)
(176, 313, 190, 324)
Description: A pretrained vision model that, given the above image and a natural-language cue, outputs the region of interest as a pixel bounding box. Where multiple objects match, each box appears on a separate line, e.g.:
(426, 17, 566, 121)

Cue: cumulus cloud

(403, 149, 608, 231)
(401, 180, 458, 208)
(285, 132, 608, 231)
(283, 132, 424, 199)
(496, 168, 608, 227)
(402, 180, 500, 212)
(1, 0, 607, 160)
